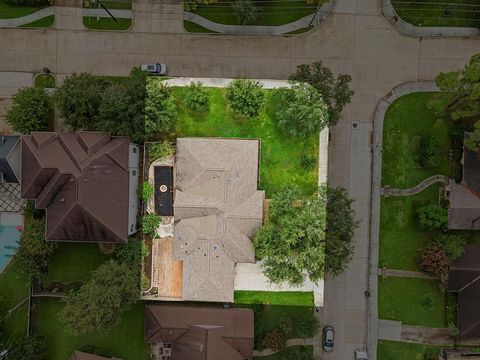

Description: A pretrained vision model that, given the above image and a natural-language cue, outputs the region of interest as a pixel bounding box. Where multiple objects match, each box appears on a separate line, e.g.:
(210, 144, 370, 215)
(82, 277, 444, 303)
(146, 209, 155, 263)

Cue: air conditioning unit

(162, 348, 171, 356)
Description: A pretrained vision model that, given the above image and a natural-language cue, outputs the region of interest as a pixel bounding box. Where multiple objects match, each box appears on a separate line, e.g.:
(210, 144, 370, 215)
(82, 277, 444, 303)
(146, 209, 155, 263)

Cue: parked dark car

(322, 326, 334, 352)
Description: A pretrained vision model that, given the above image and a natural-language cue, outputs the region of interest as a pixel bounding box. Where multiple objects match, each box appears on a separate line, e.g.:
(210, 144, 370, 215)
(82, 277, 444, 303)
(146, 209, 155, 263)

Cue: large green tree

(5, 335, 47, 360)
(55, 73, 108, 131)
(62, 260, 139, 335)
(275, 83, 329, 138)
(289, 61, 354, 126)
(144, 80, 177, 137)
(226, 79, 264, 118)
(253, 184, 356, 285)
(97, 68, 148, 143)
(6, 86, 51, 134)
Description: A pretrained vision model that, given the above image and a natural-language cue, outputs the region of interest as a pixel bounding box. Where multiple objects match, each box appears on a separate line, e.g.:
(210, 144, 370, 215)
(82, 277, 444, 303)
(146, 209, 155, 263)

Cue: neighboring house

(70, 351, 118, 360)
(173, 138, 264, 302)
(144, 305, 254, 360)
(0, 135, 20, 183)
(21, 132, 139, 243)
(447, 245, 480, 340)
(447, 133, 480, 230)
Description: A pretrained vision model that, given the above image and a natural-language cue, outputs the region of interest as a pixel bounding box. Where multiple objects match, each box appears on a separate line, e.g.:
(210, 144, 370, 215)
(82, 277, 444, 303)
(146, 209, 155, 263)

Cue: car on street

(322, 326, 334, 352)
(140, 63, 168, 76)
(354, 350, 368, 360)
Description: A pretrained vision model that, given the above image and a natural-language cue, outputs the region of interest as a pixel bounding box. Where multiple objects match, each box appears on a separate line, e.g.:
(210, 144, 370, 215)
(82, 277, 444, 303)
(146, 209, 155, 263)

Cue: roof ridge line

(459, 274, 480, 293)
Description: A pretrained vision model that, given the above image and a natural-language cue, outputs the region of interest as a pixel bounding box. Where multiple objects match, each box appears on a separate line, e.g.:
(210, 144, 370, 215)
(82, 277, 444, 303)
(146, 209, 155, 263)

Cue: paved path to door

(382, 175, 449, 197)
(378, 320, 453, 345)
(0, 1, 478, 359)
(378, 268, 438, 280)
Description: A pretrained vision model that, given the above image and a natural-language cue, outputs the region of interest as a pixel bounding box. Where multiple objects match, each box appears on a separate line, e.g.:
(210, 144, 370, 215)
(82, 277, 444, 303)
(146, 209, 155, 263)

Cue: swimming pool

(0, 224, 21, 272)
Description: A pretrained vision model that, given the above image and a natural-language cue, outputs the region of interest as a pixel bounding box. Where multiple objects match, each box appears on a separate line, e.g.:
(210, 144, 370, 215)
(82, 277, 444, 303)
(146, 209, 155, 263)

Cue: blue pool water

(0, 225, 21, 272)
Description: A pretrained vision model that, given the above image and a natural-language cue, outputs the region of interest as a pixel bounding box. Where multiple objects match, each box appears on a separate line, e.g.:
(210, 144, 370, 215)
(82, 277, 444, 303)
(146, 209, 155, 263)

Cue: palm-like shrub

(232, 0, 258, 25)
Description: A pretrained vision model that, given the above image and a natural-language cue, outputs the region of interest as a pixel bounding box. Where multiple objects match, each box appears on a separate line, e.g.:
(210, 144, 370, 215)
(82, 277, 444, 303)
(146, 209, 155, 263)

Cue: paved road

(0, 1, 478, 359)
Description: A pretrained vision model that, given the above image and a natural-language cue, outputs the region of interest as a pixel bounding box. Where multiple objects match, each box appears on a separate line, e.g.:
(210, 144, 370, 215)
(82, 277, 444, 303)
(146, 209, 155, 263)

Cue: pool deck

(0, 212, 23, 273)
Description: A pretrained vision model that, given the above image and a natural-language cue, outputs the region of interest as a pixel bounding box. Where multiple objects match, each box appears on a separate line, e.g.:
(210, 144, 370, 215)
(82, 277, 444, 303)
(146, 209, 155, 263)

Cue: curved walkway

(0, 7, 54, 28)
(382, 175, 449, 197)
(381, 0, 480, 37)
(369, 81, 439, 357)
(184, 0, 334, 35)
(253, 338, 310, 357)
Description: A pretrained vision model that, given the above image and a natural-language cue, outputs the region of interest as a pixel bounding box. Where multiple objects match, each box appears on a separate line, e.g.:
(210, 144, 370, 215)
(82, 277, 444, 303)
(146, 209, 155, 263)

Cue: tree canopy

(144, 80, 177, 137)
(62, 260, 139, 335)
(184, 81, 210, 113)
(5, 335, 47, 360)
(253, 184, 356, 286)
(289, 60, 354, 126)
(226, 79, 264, 118)
(6, 86, 51, 134)
(275, 83, 329, 137)
(55, 73, 108, 131)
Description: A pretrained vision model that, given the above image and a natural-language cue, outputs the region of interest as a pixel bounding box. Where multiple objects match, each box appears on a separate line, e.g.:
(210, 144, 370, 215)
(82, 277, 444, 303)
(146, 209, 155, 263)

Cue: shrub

(300, 153, 317, 171)
(417, 204, 448, 230)
(431, 233, 465, 262)
(232, 0, 258, 25)
(226, 79, 264, 118)
(418, 245, 449, 276)
(140, 214, 161, 238)
(275, 83, 329, 138)
(140, 182, 154, 202)
(5, 335, 47, 360)
(6, 86, 51, 134)
(4, 0, 49, 6)
(144, 80, 177, 138)
(141, 272, 150, 291)
(115, 237, 149, 267)
(294, 316, 320, 339)
(149, 141, 175, 161)
(263, 326, 287, 351)
(184, 82, 209, 113)
(420, 135, 441, 168)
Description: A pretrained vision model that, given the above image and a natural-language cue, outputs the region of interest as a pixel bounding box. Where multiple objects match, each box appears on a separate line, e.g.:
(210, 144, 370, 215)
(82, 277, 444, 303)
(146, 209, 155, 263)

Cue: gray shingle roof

(174, 138, 264, 302)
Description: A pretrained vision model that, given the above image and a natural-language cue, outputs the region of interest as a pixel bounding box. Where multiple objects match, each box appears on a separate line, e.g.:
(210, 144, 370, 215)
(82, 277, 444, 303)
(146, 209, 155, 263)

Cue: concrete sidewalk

(0, 7, 54, 28)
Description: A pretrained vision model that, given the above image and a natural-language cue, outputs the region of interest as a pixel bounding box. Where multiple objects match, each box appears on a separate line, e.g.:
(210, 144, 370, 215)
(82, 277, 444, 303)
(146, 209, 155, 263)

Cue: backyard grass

(172, 87, 319, 197)
(83, 17, 132, 30)
(0, 258, 30, 344)
(0, 0, 46, 19)
(45, 243, 111, 284)
(253, 345, 314, 360)
(234, 291, 314, 306)
(18, 14, 54, 27)
(186, 0, 316, 26)
(36, 298, 149, 360)
(382, 92, 453, 189)
(34, 73, 56, 88)
(379, 185, 440, 270)
(392, 0, 480, 27)
(377, 340, 442, 359)
(378, 277, 446, 328)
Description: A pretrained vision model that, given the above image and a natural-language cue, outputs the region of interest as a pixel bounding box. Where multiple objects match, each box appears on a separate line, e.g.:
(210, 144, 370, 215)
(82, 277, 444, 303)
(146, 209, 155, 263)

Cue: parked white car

(140, 63, 167, 76)
(355, 350, 368, 360)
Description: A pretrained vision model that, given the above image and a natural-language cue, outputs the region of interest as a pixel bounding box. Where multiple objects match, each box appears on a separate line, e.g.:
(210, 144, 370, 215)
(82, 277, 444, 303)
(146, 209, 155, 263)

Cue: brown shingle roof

(173, 138, 264, 302)
(448, 245, 480, 339)
(144, 305, 254, 360)
(21, 132, 130, 243)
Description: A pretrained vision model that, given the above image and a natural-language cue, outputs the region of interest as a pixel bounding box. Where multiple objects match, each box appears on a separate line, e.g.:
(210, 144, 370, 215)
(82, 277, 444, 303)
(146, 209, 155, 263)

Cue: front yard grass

(234, 291, 314, 306)
(379, 185, 439, 271)
(391, 0, 480, 28)
(83, 17, 132, 30)
(253, 345, 314, 360)
(173, 87, 319, 197)
(382, 92, 453, 189)
(0, 0, 46, 19)
(36, 298, 149, 360)
(186, 0, 316, 26)
(18, 14, 54, 27)
(378, 277, 446, 328)
(377, 340, 442, 359)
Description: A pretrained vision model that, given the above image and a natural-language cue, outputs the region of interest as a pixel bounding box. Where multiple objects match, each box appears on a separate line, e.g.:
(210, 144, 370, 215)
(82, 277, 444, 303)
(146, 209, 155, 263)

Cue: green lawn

(0, 0, 46, 19)
(379, 185, 439, 270)
(45, 243, 111, 285)
(19, 14, 54, 27)
(36, 298, 149, 360)
(377, 340, 442, 360)
(0, 258, 30, 345)
(378, 277, 446, 328)
(186, 0, 316, 27)
(172, 87, 319, 197)
(254, 345, 314, 360)
(392, 0, 480, 27)
(83, 17, 132, 30)
(382, 92, 453, 189)
(183, 20, 217, 33)
(234, 291, 314, 306)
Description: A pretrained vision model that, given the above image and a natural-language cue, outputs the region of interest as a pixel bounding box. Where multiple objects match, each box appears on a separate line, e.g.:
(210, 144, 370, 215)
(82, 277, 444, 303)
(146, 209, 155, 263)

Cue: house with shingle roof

(173, 138, 264, 302)
(21, 131, 139, 243)
(0, 135, 20, 183)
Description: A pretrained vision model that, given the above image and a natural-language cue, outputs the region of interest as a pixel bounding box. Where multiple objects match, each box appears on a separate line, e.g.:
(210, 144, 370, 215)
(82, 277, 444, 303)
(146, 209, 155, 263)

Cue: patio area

(150, 236, 183, 299)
